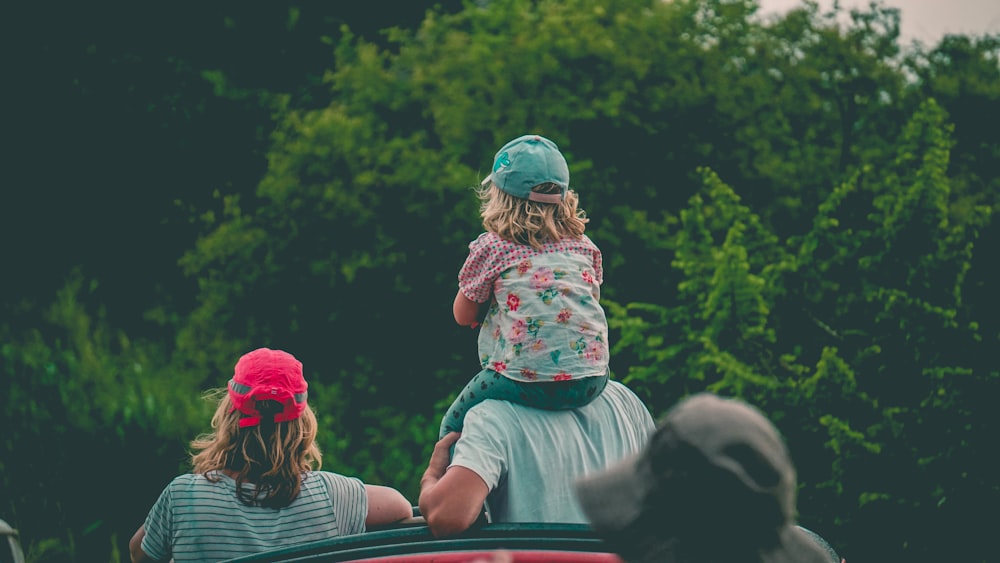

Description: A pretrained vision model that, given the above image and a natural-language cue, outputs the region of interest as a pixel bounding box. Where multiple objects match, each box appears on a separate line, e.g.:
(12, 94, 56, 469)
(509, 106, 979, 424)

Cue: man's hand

(418, 432, 489, 538)
(422, 432, 461, 487)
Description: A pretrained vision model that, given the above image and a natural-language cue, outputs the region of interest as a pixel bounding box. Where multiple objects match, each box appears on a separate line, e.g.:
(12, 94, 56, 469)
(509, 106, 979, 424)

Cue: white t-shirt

(449, 380, 655, 523)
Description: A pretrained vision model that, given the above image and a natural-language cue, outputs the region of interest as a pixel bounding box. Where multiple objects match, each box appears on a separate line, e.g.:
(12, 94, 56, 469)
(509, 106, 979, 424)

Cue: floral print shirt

(458, 232, 609, 383)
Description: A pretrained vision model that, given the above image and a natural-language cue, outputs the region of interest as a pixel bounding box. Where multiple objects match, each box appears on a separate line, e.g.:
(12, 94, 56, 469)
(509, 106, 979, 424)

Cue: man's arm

(418, 432, 490, 537)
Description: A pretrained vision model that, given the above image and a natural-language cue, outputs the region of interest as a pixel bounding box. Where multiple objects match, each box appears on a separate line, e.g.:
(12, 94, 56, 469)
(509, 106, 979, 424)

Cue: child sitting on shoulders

(441, 134, 610, 438)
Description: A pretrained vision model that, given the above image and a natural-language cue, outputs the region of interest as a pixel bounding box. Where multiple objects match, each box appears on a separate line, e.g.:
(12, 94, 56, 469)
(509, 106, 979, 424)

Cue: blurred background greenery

(2, 1, 997, 561)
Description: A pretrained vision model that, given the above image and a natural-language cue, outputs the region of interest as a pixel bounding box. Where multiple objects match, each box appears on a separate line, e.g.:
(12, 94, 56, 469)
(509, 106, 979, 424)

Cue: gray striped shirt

(140, 470, 367, 563)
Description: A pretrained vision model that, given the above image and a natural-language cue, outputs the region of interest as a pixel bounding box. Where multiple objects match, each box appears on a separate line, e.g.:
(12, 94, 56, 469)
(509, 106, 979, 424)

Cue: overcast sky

(756, 0, 1000, 46)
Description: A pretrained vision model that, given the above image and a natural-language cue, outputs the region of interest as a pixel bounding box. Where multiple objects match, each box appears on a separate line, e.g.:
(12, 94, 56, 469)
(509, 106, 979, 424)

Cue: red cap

(228, 348, 308, 428)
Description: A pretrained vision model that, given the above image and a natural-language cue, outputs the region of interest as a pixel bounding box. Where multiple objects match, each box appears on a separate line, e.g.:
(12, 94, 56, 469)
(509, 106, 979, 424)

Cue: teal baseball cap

(481, 134, 569, 204)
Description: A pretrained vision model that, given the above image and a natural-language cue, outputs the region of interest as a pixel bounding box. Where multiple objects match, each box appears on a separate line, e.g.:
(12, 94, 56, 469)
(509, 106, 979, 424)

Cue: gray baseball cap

(481, 134, 569, 204)
(574, 393, 830, 563)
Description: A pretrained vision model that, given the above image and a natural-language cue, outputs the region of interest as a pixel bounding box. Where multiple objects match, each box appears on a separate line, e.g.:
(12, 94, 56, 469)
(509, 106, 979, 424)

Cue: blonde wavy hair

(190, 389, 322, 509)
(479, 182, 589, 249)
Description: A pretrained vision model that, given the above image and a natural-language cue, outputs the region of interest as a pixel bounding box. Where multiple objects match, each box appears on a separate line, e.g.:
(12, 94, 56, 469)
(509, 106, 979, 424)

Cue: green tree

(1, 272, 208, 562)
(610, 99, 995, 560)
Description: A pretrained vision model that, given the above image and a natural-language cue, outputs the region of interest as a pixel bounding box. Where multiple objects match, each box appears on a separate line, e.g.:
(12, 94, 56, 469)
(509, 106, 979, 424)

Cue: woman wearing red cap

(129, 348, 413, 563)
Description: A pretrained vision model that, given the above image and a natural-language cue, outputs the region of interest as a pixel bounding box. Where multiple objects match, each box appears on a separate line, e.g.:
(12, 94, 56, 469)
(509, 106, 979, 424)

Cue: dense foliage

(3, 1, 997, 562)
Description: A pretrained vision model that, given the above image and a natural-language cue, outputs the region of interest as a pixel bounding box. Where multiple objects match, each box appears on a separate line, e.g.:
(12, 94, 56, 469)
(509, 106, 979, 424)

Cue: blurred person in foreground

(129, 348, 412, 563)
(574, 393, 839, 563)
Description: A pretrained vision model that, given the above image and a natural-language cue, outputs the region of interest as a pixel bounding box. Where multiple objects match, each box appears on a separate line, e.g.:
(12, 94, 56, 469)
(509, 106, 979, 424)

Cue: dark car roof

(222, 522, 623, 563)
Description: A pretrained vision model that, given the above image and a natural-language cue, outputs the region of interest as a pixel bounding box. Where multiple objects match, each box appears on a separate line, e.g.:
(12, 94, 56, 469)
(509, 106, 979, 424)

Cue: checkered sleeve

(592, 244, 604, 285)
(458, 233, 502, 303)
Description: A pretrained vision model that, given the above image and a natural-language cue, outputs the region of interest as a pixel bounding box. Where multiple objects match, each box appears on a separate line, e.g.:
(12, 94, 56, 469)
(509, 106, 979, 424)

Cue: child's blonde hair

(479, 181, 589, 249)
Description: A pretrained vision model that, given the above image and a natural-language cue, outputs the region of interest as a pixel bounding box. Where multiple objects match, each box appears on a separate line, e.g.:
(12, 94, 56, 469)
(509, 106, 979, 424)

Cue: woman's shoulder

(310, 470, 365, 490)
(156, 472, 235, 503)
(166, 471, 228, 489)
(169, 472, 207, 485)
